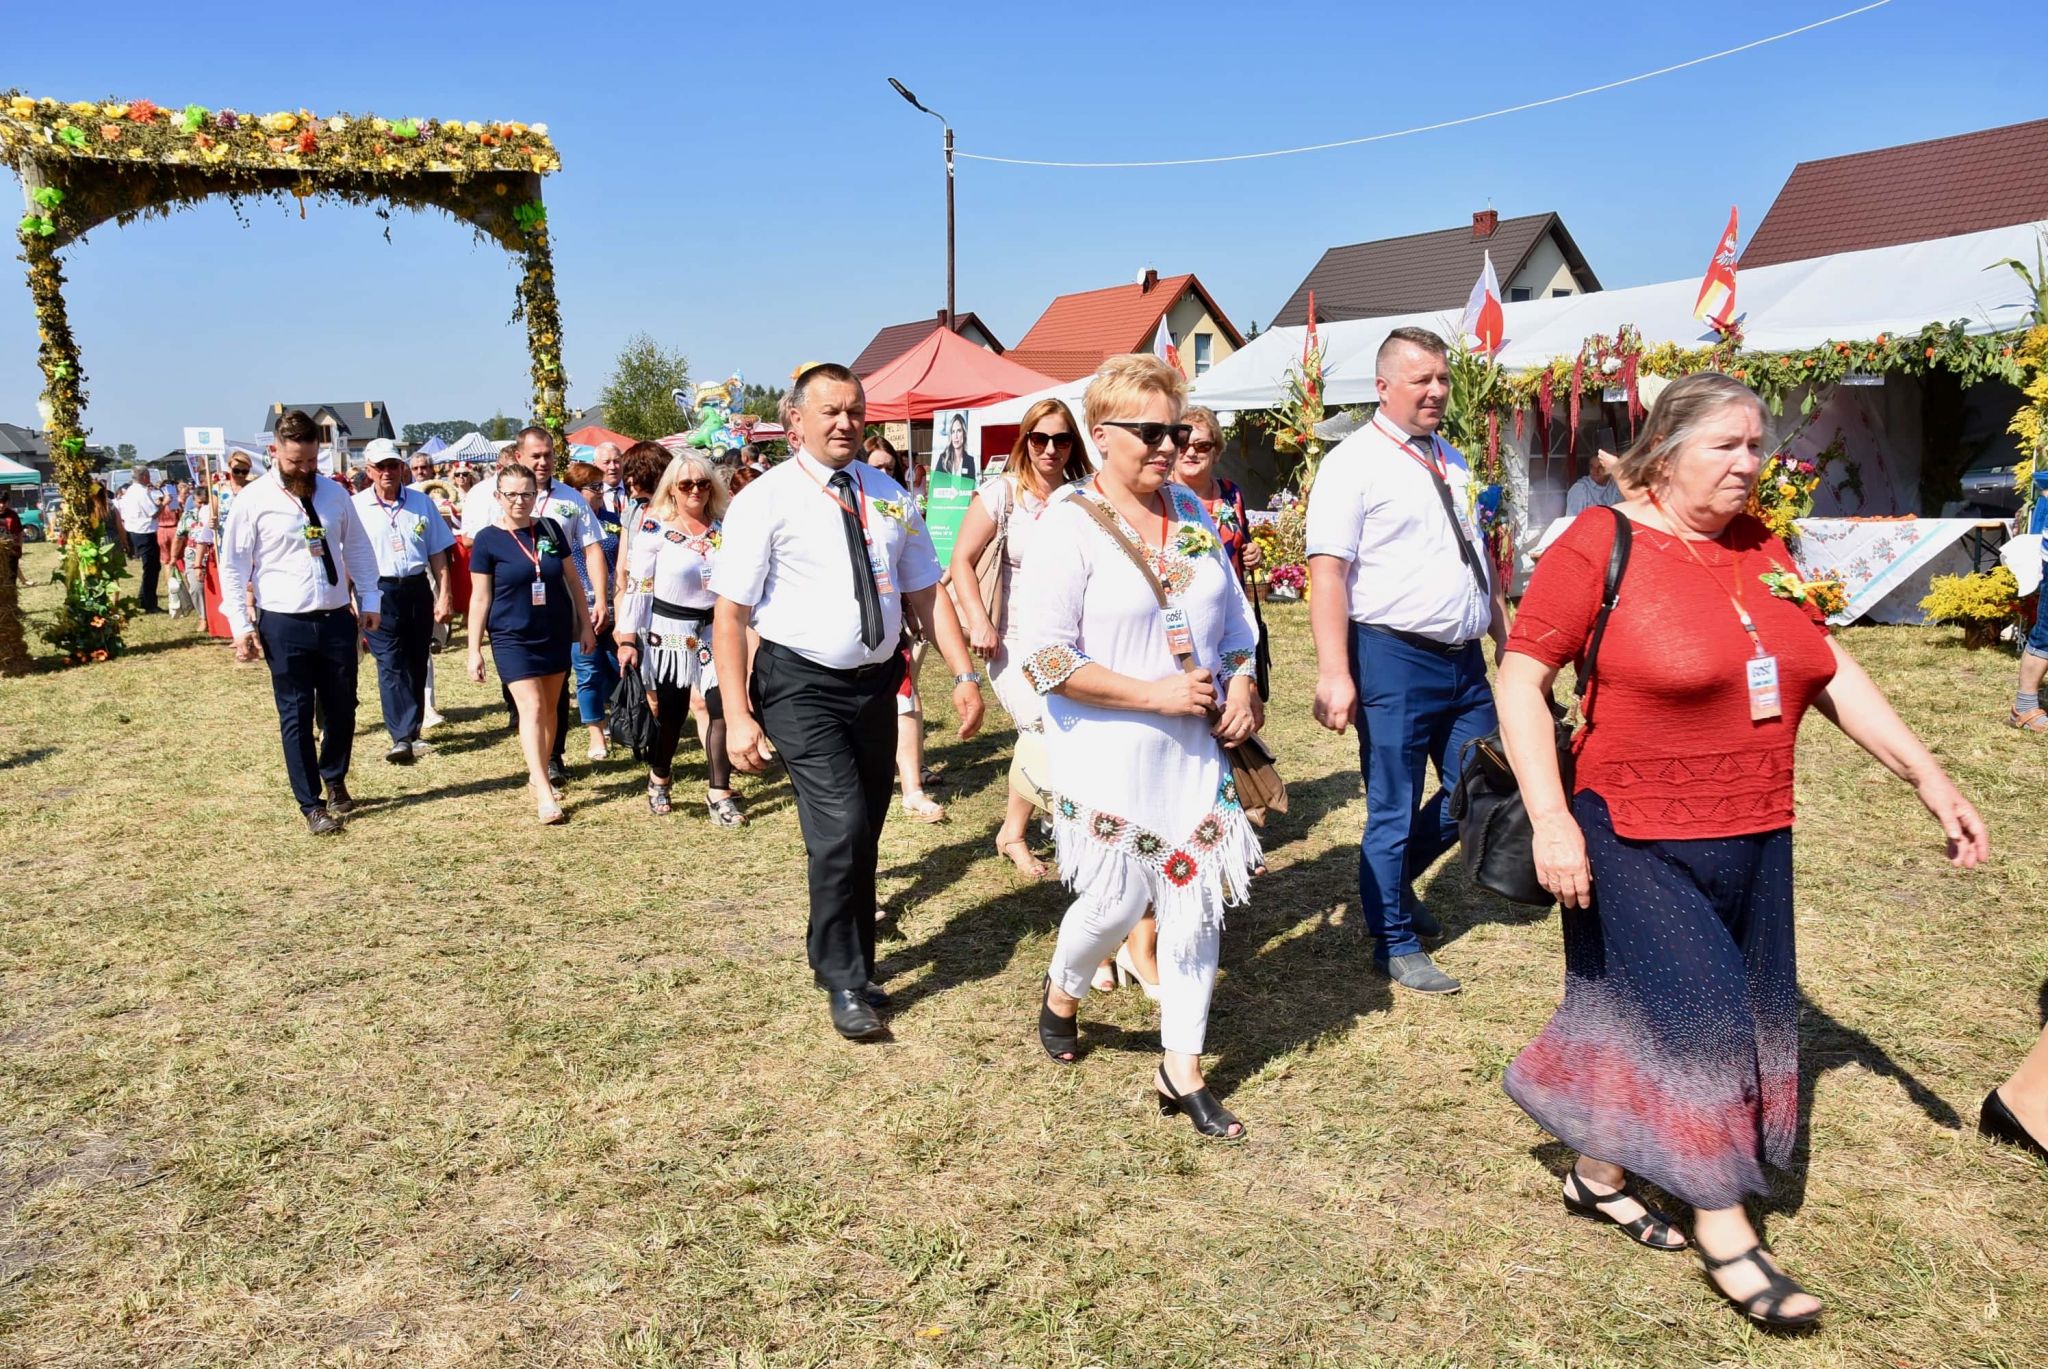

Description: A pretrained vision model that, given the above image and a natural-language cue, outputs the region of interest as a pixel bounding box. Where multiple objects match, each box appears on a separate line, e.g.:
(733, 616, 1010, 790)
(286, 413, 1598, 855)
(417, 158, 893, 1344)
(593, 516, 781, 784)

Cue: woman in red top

(1496, 372, 1987, 1330)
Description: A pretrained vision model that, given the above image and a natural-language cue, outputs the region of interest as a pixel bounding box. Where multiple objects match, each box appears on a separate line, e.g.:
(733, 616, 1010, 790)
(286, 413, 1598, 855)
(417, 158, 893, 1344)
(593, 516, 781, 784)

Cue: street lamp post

(888, 78, 954, 334)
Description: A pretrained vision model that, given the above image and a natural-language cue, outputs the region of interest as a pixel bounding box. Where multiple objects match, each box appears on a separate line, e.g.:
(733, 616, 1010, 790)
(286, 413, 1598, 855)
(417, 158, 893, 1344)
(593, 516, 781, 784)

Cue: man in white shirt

(1307, 327, 1510, 996)
(714, 363, 985, 1041)
(114, 466, 166, 613)
(460, 426, 611, 785)
(1566, 444, 1625, 516)
(220, 409, 383, 834)
(354, 439, 455, 764)
(592, 442, 624, 516)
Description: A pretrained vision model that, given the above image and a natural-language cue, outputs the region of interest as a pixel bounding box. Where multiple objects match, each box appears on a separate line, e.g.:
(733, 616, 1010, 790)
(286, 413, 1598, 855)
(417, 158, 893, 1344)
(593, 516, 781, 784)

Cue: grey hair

(1613, 371, 1770, 489)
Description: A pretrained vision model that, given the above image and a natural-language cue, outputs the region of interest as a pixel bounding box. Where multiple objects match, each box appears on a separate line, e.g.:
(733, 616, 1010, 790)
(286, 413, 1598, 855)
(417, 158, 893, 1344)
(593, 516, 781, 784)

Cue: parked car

(1958, 448, 2023, 519)
(17, 505, 45, 541)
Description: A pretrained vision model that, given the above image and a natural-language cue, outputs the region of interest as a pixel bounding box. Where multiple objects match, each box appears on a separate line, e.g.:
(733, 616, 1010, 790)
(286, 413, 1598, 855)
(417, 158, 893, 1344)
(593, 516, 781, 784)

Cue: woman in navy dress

(466, 462, 596, 824)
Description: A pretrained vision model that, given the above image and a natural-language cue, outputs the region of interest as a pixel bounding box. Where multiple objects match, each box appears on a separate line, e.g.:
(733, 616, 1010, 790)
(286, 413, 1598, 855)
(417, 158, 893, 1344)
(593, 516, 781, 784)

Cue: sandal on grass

(1562, 1169, 1687, 1251)
(901, 792, 947, 823)
(995, 837, 1046, 879)
(1698, 1243, 1822, 1329)
(2009, 707, 2048, 734)
(646, 779, 672, 816)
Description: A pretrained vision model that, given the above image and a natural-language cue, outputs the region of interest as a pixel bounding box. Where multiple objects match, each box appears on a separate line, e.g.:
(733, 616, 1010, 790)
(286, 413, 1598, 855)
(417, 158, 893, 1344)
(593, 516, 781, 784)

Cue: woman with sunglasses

(467, 461, 597, 825)
(1176, 407, 1262, 580)
(950, 397, 1094, 878)
(1021, 354, 1263, 1140)
(615, 453, 747, 826)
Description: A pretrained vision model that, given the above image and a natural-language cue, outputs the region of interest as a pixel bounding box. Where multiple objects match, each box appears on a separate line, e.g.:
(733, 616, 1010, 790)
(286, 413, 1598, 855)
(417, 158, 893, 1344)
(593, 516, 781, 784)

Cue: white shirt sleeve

(458, 479, 493, 539)
(1304, 441, 1371, 563)
(1017, 503, 1094, 694)
(894, 499, 943, 595)
(219, 497, 256, 638)
(332, 492, 383, 615)
(713, 483, 773, 608)
(616, 515, 661, 636)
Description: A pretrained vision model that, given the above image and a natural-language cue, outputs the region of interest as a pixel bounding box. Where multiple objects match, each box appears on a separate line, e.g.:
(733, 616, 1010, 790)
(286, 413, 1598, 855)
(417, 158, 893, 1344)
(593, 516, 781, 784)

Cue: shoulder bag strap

(1572, 506, 1633, 729)
(1412, 444, 1493, 606)
(1074, 494, 1200, 678)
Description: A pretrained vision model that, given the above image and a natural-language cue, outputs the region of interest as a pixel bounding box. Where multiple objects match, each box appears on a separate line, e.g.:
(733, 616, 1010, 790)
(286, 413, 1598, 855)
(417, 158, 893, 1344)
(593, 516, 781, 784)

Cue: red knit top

(1506, 509, 1837, 840)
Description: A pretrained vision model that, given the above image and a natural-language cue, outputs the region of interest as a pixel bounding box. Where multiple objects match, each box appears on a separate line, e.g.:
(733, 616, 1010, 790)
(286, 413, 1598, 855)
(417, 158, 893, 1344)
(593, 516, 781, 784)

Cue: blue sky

(1, 0, 2037, 453)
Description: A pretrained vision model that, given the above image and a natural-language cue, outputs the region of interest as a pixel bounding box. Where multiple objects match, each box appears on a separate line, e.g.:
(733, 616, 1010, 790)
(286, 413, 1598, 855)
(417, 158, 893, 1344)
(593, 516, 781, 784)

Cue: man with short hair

(355, 438, 454, 763)
(408, 452, 437, 487)
(220, 409, 383, 834)
(1308, 327, 1510, 996)
(715, 363, 985, 1041)
(592, 442, 624, 516)
(114, 465, 166, 612)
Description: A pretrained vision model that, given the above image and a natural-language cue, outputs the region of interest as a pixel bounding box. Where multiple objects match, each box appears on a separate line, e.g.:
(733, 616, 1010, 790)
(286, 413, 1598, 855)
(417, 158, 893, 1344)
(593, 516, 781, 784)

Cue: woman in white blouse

(1021, 354, 1264, 1140)
(949, 397, 1094, 878)
(615, 453, 746, 826)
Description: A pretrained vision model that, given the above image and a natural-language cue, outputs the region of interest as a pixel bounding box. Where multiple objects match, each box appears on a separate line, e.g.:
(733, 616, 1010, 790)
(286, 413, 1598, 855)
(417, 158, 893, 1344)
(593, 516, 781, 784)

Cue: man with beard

(220, 408, 384, 834)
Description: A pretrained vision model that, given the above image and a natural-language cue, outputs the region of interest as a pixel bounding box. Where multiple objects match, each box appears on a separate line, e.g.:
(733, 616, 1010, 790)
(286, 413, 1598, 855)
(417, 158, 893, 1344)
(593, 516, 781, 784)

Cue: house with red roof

(1743, 116, 2048, 268)
(1006, 270, 1244, 383)
(851, 311, 1006, 378)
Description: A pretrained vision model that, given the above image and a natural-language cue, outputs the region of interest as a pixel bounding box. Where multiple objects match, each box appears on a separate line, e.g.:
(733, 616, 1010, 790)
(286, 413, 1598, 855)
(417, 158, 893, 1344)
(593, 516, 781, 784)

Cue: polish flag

(1693, 206, 1740, 331)
(1152, 316, 1181, 374)
(1304, 289, 1320, 363)
(1459, 251, 1504, 356)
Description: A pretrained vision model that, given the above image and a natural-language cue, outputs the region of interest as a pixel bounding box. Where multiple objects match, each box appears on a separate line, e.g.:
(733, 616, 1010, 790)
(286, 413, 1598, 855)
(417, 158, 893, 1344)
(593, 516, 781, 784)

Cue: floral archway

(1, 92, 567, 666)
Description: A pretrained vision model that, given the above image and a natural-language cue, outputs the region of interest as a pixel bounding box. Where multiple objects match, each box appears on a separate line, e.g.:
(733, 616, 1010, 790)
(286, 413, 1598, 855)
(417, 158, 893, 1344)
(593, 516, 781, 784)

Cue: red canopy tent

(858, 327, 1058, 421)
(567, 424, 636, 450)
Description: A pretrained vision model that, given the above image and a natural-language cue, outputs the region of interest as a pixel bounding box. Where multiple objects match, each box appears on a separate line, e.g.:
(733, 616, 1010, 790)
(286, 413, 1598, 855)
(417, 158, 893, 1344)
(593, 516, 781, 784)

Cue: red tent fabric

(858, 327, 1058, 421)
(567, 425, 636, 449)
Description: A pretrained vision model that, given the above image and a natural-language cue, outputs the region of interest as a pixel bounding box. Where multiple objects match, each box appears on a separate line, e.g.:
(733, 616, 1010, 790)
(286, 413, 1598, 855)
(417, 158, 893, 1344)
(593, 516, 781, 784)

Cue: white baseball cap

(364, 438, 405, 467)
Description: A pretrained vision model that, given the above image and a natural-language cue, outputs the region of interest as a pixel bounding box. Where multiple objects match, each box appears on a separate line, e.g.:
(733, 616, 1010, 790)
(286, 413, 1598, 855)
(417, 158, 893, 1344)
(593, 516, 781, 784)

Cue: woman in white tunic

(615, 453, 746, 826)
(949, 397, 1095, 879)
(1021, 354, 1263, 1140)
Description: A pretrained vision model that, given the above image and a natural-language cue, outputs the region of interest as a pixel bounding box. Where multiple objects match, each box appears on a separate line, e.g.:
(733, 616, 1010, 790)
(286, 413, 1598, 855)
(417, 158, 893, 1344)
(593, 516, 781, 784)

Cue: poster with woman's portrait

(924, 409, 979, 567)
(931, 410, 977, 481)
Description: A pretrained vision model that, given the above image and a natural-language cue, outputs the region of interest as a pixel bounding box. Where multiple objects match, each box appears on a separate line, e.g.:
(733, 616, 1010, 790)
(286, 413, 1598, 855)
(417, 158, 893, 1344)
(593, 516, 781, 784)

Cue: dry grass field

(2, 539, 2045, 1367)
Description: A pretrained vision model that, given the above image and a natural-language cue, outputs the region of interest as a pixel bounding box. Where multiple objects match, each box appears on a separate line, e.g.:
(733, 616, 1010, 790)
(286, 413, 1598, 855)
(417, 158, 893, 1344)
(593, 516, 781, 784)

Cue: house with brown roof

(1271, 210, 1600, 327)
(1743, 117, 2048, 269)
(1006, 270, 1244, 383)
(851, 311, 1006, 378)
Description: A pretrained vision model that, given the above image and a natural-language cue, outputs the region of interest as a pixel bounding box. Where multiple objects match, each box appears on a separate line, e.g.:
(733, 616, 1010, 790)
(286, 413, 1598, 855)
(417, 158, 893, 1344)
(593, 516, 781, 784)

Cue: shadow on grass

(874, 823, 1071, 1017)
(0, 746, 57, 771)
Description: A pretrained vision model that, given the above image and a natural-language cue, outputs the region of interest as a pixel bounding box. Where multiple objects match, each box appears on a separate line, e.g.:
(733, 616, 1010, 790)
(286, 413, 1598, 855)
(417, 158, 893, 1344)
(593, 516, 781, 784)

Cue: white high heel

(1115, 945, 1161, 1002)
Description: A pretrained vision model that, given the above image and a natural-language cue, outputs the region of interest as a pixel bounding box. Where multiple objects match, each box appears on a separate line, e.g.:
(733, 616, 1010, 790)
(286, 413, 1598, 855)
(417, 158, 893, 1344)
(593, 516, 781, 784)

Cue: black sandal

(1154, 1068, 1246, 1141)
(1037, 976, 1078, 1065)
(1562, 1169, 1687, 1251)
(1698, 1243, 1822, 1329)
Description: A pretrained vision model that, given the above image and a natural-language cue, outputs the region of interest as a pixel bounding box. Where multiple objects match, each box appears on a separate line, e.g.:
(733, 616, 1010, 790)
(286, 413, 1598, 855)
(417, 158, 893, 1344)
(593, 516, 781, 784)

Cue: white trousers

(1047, 878, 1221, 1056)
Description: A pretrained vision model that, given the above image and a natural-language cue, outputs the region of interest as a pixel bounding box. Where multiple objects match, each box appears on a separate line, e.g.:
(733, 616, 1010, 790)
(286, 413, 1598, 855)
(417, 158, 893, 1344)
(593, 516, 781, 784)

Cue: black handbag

(1246, 568, 1273, 703)
(608, 665, 657, 762)
(1450, 508, 1631, 906)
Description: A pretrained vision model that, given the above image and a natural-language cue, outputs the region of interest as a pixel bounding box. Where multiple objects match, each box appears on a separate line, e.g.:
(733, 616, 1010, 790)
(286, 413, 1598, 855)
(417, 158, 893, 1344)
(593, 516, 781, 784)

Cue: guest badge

(1162, 605, 1194, 656)
(530, 578, 547, 606)
(1745, 654, 1781, 721)
(868, 544, 894, 596)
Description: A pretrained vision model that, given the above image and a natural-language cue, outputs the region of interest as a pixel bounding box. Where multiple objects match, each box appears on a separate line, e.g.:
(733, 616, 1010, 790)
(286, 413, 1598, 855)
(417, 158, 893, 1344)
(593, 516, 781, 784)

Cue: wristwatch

(953, 670, 984, 686)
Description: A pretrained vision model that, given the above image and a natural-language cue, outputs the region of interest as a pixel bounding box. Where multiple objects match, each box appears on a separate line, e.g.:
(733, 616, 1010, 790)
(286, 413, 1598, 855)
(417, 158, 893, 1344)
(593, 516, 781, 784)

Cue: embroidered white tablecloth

(1790, 518, 2006, 625)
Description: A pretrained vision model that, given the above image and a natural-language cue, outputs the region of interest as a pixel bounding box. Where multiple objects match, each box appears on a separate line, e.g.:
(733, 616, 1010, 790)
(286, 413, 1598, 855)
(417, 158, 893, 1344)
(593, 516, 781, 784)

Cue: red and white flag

(1693, 206, 1740, 330)
(1458, 251, 1504, 356)
(1152, 316, 1181, 373)
(1303, 289, 1320, 361)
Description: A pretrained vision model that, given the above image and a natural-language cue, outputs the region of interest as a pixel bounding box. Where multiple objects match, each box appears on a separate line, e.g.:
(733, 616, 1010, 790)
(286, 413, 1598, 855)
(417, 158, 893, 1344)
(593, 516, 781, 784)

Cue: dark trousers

(1350, 623, 1498, 961)
(366, 574, 433, 744)
(751, 640, 903, 991)
(503, 679, 569, 766)
(127, 528, 162, 611)
(257, 607, 359, 813)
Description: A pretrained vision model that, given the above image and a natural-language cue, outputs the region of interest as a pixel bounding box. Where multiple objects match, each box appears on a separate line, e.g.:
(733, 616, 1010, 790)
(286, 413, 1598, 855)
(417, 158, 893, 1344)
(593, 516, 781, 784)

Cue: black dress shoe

(324, 781, 355, 817)
(385, 742, 415, 765)
(861, 981, 891, 1009)
(1407, 902, 1442, 939)
(304, 808, 344, 836)
(827, 988, 886, 1040)
(1981, 1087, 2048, 1163)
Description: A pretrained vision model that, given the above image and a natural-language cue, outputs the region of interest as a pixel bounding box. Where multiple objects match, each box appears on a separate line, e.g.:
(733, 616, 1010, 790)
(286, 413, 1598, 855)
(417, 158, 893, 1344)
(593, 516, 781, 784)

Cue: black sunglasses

(1024, 431, 1076, 453)
(677, 478, 713, 493)
(1101, 420, 1192, 449)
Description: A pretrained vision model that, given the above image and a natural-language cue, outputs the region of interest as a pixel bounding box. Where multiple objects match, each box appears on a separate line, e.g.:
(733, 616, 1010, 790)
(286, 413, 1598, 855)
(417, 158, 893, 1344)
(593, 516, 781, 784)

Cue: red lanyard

(1092, 477, 1170, 548)
(506, 524, 543, 574)
(1373, 419, 1447, 480)
(800, 459, 870, 533)
(1645, 491, 1765, 655)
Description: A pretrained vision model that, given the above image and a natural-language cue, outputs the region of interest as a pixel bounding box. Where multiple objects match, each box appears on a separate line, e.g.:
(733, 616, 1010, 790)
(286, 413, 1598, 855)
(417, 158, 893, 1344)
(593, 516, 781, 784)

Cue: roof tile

(1271, 214, 1599, 326)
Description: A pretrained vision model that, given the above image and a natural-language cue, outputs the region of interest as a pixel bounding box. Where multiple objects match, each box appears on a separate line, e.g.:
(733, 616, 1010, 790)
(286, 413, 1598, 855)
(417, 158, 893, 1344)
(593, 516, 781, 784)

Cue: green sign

(924, 468, 977, 571)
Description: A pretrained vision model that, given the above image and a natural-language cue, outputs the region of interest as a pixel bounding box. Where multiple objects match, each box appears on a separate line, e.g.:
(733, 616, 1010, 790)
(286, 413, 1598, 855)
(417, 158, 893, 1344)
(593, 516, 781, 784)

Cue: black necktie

(830, 470, 884, 650)
(300, 494, 338, 586)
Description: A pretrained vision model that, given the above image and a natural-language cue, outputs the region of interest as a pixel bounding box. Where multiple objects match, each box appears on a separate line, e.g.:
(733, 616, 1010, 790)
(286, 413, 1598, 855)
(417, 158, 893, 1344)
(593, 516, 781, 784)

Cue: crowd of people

(137, 335, 2045, 1332)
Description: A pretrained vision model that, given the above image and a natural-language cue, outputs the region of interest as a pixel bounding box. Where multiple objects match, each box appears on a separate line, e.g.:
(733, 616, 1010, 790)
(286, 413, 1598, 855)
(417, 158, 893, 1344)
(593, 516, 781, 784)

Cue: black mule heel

(1154, 1068, 1245, 1141)
(1037, 975, 1078, 1065)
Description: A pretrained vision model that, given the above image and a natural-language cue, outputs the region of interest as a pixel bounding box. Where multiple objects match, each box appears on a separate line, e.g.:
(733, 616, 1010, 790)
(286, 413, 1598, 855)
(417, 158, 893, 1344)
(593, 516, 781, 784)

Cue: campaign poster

(924, 409, 980, 568)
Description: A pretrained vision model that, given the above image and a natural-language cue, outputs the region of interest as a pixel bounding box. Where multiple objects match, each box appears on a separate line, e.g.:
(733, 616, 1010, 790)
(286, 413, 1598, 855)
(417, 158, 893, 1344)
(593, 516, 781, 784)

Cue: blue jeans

(1350, 623, 1499, 961)
(2028, 553, 2048, 660)
(571, 626, 619, 725)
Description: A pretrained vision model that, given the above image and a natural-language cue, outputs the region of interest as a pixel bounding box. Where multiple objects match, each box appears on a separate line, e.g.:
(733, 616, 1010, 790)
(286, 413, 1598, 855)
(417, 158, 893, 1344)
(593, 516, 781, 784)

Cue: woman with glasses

(615, 452, 747, 826)
(1176, 407, 1262, 580)
(950, 397, 1094, 879)
(467, 461, 598, 825)
(1021, 354, 1263, 1140)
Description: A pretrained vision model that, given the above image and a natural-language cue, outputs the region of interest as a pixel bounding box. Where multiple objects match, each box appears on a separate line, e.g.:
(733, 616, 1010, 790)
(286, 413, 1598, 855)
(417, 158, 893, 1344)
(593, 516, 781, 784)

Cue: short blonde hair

(1183, 405, 1224, 446)
(649, 451, 729, 523)
(1614, 371, 1770, 489)
(1083, 352, 1188, 432)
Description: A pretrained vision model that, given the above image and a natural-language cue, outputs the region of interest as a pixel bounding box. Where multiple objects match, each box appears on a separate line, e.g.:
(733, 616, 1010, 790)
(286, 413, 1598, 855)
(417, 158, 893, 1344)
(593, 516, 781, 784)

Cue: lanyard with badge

(1091, 478, 1194, 655)
(372, 490, 410, 557)
(1647, 491, 1781, 721)
(1371, 420, 1492, 607)
(509, 525, 548, 606)
(801, 461, 895, 595)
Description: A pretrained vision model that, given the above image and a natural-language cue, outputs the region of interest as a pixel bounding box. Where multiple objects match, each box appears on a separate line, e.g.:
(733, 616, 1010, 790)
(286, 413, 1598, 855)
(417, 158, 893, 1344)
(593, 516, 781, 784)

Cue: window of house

(1193, 333, 1213, 375)
(1552, 288, 1572, 298)
(1507, 287, 1532, 303)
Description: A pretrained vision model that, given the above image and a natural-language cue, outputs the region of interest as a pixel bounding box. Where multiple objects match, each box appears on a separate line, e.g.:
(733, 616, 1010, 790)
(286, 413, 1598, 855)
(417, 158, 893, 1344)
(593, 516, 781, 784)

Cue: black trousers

(366, 575, 433, 744)
(127, 528, 162, 611)
(752, 640, 903, 991)
(256, 607, 359, 813)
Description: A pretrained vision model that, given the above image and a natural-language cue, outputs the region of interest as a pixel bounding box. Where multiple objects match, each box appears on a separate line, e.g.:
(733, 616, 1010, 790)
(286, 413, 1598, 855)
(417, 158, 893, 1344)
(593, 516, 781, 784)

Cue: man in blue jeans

(1307, 327, 1510, 995)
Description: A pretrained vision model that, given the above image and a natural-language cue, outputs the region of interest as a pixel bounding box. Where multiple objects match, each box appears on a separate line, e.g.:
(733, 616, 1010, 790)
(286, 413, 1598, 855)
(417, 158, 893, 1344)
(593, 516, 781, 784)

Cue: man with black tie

(220, 409, 383, 834)
(715, 363, 985, 1040)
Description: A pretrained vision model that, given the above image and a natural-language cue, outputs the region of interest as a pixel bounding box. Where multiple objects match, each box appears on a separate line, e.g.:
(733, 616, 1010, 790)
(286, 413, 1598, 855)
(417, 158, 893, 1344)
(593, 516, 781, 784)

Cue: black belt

(758, 638, 895, 680)
(379, 572, 429, 585)
(652, 598, 713, 621)
(1363, 622, 1476, 656)
(264, 605, 353, 622)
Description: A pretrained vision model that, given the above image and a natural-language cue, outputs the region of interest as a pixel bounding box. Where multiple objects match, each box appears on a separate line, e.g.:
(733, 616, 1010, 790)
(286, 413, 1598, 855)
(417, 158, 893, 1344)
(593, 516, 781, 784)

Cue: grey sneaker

(1378, 952, 1462, 995)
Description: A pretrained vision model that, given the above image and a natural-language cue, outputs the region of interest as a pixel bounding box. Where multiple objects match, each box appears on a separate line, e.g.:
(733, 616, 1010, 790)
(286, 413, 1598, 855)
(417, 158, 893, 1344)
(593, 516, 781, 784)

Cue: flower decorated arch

(1, 92, 568, 665)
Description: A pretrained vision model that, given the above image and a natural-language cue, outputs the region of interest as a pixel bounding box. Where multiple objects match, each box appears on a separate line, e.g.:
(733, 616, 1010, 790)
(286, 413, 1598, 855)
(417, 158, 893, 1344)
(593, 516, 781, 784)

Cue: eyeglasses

(501, 489, 537, 502)
(1183, 440, 1219, 456)
(677, 479, 712, 493)
(1101, 420, 1192, 450)
(1024, 431, 1076, 454)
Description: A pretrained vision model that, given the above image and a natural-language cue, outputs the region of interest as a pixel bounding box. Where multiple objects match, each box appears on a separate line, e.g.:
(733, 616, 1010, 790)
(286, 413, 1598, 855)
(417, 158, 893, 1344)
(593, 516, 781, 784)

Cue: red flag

(1458, 251, 1504, 356)
(1304, 289, 1319, 362)
(1693, 206, 1739, 330)
(1152, 316, 1181, 374)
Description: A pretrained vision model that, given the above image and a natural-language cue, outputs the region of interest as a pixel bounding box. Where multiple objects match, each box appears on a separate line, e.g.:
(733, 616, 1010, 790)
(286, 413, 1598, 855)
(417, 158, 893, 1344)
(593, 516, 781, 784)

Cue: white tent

(1191, 220, 2047, 412)
(962, 377, 1102, 469)
(0, 453, 39, 487)
(439, 431, 497, 464)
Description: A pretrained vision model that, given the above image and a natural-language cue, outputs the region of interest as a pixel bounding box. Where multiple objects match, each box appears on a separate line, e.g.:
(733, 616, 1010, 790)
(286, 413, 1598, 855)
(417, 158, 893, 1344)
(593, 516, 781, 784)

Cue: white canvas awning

(1191, 220, 2048, 412)
(439, 431, 497, 463)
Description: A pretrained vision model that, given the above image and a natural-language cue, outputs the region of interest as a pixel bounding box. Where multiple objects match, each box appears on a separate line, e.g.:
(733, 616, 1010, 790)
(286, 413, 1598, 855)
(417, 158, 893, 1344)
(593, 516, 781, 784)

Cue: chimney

(1138, 268, 1159, 293)
(1472, 209, 1499, 240)
(935, 308, 950, 328)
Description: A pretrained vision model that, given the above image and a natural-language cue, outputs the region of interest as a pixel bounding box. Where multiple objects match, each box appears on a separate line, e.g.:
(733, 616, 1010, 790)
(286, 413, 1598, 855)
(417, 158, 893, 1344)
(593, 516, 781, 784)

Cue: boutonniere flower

(1759, 569, 1846, 616)
(870, 497, 909, 524)
(1174, 524, 1220, 559)
(537, 537, 562, 557)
